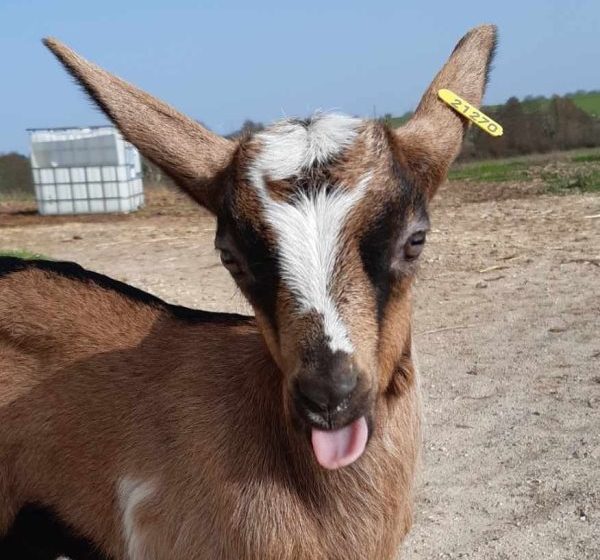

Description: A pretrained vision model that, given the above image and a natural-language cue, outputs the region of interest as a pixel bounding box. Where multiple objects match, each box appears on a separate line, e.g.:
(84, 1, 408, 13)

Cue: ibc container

(28, 126, 144, 215)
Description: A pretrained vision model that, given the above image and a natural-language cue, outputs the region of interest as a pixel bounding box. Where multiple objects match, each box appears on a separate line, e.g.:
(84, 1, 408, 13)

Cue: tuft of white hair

(252, 113, 362, 180)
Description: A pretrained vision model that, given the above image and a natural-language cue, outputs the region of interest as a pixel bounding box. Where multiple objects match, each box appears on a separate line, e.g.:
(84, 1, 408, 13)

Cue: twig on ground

(95, 236, 200, 248)
(416, 325, 476, 336)
(500, 254, 528, 262)
(479, 264, 509, 273)
(462, 393, 496, 400)
(562, 258, 600, 267)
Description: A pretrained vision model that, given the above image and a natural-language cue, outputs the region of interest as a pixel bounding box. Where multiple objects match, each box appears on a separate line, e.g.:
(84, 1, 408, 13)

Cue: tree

(226, 119, 265, 138)
(0, 152, 34, 197)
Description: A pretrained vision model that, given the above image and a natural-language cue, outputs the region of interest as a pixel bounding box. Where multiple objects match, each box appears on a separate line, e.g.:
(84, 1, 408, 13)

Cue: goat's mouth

(292, 392, 373, 469)
(310, 416, 369, 469)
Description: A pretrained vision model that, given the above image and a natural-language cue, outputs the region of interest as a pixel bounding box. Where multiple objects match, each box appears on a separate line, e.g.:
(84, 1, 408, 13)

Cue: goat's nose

(297, 355, 358, 412)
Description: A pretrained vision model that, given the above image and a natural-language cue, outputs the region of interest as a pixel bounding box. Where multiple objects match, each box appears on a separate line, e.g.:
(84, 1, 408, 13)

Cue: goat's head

(44, 25, 497, 469)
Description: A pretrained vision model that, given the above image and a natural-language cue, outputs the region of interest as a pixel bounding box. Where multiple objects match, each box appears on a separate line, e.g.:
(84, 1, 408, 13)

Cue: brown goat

(0, 25, 497, 559)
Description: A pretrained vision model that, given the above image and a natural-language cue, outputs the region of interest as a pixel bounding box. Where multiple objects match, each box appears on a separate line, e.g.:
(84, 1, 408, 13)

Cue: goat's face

(215, 116, 429, 467)
(45, 24, 496, 469)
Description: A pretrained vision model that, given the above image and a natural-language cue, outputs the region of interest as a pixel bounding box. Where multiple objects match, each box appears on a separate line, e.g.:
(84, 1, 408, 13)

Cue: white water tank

(29, 126, 144, 215)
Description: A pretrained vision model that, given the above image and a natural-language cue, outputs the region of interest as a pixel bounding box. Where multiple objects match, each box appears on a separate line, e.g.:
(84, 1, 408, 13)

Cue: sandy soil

(1, 183, 599, 559)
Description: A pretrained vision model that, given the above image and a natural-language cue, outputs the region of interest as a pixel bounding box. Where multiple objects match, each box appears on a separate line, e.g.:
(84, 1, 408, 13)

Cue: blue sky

(1, 0, 599, 154)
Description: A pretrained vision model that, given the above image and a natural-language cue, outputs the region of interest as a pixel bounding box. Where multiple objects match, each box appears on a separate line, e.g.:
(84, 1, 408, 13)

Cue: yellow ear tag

(438, 89, 503, 137)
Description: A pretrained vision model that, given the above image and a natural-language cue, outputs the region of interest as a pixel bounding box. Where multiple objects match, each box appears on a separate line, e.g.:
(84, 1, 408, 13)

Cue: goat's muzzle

(292, 351, 371, 469)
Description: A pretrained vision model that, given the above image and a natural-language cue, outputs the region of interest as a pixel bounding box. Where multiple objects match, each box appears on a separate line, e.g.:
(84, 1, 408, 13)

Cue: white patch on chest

(249, 114, 368, 354)
(117, 476, 156, 560)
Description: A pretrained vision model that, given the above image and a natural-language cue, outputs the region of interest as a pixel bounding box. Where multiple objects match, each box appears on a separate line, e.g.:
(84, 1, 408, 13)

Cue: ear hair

(394, 25, 498, 198)
(43, 38, 237, 214)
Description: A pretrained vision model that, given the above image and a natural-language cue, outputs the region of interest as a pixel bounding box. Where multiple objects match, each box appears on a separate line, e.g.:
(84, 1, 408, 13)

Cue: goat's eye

(220, 250, 242, 276)
(404, 231, 426, 260)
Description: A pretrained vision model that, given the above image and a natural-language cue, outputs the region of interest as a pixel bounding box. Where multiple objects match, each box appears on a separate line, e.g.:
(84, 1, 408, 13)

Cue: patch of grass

(542, 169, 600, 194)
(568, 92, 600, 118)
(449, 160, 530, 182)
(519, 99, 551, 113)
(449, 149, 600, 193)
(382, 112, 412, 129)
(0, 249, 49, 260)
(0, 189, 35, 202)
(571, 152, 600, 163)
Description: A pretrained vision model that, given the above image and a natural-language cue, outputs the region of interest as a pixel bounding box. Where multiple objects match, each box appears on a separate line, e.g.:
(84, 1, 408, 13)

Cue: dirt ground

(1, 183, 599, 559)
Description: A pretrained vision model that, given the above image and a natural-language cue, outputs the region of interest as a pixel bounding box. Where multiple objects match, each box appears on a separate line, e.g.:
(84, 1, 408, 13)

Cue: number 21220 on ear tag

(438, 89, 503, 137)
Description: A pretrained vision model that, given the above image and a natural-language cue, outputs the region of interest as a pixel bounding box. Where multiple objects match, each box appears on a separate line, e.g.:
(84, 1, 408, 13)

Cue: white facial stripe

(118, 476, 156, 560)
(262, 179, 369, 353)
(249, 114, 368, 354)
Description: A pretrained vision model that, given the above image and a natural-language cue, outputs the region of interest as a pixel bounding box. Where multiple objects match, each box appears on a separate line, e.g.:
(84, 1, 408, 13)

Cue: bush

(458, 95, 600, 161)
(0, 152, 34, 199)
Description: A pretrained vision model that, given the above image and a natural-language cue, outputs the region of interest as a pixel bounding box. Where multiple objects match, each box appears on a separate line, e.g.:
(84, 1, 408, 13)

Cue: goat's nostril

(334, 373, 358, 401)
(297, 371, 358, 413)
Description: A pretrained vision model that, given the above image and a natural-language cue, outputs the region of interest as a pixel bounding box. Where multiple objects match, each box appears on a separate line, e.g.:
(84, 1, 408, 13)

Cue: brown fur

(0, 266, 418, 559)
(0, 25, 497, 559)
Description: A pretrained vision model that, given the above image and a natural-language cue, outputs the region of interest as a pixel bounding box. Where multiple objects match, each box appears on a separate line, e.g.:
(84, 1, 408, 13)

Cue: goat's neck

(222, 324, 416, 489)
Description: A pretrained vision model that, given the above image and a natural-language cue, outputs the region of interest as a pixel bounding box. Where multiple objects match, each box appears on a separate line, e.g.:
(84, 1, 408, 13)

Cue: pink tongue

(311, 417, 369, 469)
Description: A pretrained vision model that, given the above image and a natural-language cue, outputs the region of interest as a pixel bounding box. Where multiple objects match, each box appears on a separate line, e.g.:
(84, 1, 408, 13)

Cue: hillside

(388, 90, 600, 127)
(383, 90, 600, 161)
(484, 90, 600, 117)
(568, 91, 600, 117)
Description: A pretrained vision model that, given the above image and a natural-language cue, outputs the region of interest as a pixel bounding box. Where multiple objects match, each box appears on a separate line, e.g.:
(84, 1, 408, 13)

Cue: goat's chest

(120, 473, 409, 560)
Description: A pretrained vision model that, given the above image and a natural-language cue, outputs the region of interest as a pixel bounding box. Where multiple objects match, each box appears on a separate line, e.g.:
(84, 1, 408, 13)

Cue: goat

(0, 25, 497, 559)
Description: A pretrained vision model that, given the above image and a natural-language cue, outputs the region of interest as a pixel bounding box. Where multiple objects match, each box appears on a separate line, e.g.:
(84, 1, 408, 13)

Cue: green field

(449, 148, 600, 193)
(389, 91, 600, 124)
(0, 249, 49, 259)
(542, 168, 600, 194)
(568, 91, 600, 118)
(448, 160, 530, 182)
(482, 91, 600, 117)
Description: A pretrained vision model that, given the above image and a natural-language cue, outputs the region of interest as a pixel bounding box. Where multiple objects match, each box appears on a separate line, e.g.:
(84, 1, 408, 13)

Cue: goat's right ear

(393, 25, 497, 199)
(43, 38, 237, 215)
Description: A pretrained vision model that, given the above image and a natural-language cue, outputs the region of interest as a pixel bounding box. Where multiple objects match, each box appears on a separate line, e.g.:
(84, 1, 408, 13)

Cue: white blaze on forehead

(249, 114, 368, 354)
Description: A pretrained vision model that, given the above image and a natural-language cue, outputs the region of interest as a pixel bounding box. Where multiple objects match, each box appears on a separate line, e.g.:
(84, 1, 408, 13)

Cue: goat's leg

(0, 504, 111, 560)
(0, 504, 62, 560)
(0, 462, 17, 539)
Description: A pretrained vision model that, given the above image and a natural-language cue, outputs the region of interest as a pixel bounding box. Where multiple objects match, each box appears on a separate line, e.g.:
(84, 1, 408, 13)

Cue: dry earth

(1, 183, 599, 559)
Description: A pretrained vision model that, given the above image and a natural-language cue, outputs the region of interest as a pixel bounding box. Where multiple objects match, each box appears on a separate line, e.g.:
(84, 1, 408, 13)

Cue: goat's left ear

(393, 25, 497, 198)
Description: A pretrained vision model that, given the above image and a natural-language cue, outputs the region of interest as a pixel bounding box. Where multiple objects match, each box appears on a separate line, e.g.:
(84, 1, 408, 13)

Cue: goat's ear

(43, 38, 237, 215)
(393, 25, 497, 198)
